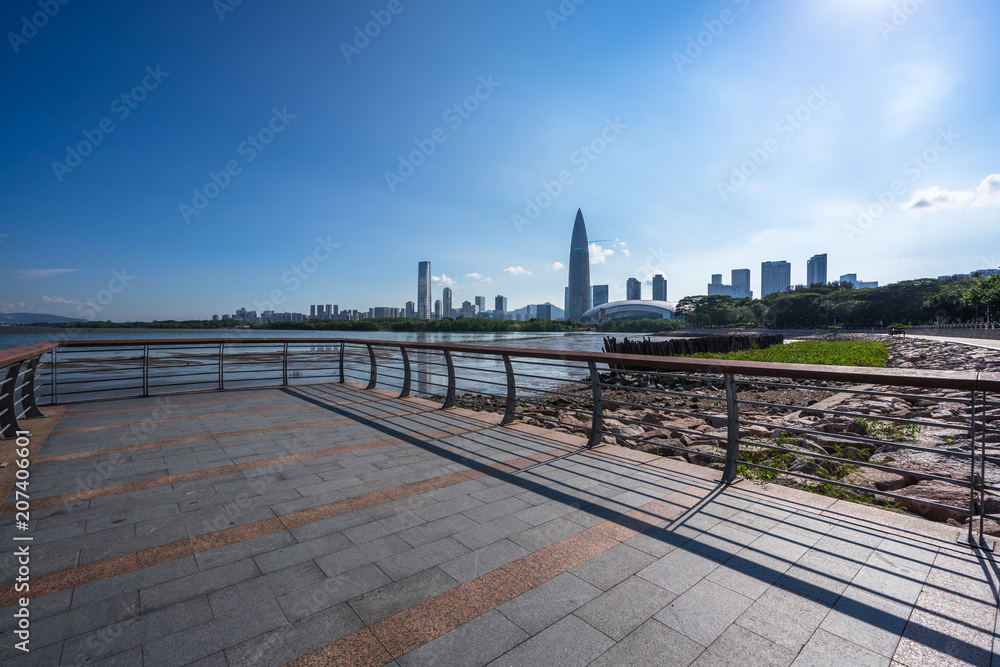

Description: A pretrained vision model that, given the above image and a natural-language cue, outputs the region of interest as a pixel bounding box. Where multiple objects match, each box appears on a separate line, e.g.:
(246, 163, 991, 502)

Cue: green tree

(962, 274, 1000, 320)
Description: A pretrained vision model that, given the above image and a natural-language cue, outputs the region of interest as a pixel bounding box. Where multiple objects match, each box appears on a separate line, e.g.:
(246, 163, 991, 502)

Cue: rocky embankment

(456, 334, 1000, 533)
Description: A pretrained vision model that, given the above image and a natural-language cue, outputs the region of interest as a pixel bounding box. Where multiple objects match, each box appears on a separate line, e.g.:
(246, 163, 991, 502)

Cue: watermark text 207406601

(12, 431, 34, 653)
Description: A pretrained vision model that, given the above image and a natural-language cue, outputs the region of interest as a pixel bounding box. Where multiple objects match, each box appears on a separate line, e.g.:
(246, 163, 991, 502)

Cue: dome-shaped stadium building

(581, 300, 676, 323)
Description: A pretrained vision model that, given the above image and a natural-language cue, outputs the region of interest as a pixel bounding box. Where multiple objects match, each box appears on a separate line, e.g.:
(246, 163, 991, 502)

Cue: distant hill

(509, 302, 565, 320)
(0, 312, 86, 325)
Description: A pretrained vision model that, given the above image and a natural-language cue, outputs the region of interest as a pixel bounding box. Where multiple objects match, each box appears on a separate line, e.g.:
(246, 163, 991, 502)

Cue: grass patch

(688, 340, 889, 367)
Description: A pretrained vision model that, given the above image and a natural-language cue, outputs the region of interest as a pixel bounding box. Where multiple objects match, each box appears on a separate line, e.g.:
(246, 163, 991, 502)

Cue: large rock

(685, 443, 724, 466)
(894, 481, 971, 522)
(845, 467, 909, 492)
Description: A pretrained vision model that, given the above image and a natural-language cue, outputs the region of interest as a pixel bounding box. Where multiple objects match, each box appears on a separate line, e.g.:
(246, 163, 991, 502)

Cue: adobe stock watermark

(510, 117, 627, 233)
(76, 268, 135, 320)
(178, 107, 295, 224)
(877, 0, 930, 39)
(340, 0, 410, 63)
(545, 0, 586, 30)
(844, 126, 958, 243)
(252, 235, 340, 314)
(673, 0, 751, 73)
(612, 245, 670, 300)
(384, 75, 501, 192)
(213, 0, 245, 21)
(717, 85, 831, 202)
(51, 65, 169, 182)
(7, 0, 71, 54)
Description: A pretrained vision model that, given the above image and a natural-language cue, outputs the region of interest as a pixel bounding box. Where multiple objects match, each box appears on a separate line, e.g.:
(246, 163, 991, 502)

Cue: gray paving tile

(348, 567, 460, 626)
(570, 543, 658, 591)
(655, 579, 755, 648)
(690, 623, 796, 667)
(225, 601, 366, 666)
(440, 539, 529, 583)
(208, 560, 326, 618)
(819, 588, 913, 657)
(252, 530, 353, 574)
(509, 517, 582, 551)
(194, 530, 296, 570)
(486, 614, 614, 667)
(452, 515, 532, 550)
(397, 513, 479, 548)
(792, 628, 890, 667)
(398, 610, 528, 667)
(315, 533, 412, 577)
(589, 618, 705, 667)
(735, 586, 833, 650)
(496, 572, 602, 635)
(141, 557, 259, 612)
(574, 576, 677, 641)
(277, 562, 392, 621)
(638, 545, 724, 595)
(377, 537, 470, 581)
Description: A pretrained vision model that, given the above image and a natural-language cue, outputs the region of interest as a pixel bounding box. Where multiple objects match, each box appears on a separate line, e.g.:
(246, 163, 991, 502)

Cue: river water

(1, 330, 653, 401)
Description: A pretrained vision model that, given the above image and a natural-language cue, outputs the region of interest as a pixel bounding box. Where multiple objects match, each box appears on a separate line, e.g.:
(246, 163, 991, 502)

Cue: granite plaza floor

(1, 382, 997, 666)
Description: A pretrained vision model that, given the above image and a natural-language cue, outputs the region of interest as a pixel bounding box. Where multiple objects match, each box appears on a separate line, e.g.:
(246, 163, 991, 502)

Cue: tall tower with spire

(567, 209, 590, 321)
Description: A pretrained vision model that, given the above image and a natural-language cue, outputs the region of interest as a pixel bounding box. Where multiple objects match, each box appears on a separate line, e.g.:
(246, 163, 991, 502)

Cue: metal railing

(4, 337, 999, 549)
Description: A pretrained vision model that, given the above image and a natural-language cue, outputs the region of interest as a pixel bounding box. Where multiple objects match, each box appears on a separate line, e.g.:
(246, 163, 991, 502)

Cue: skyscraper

(807, 253, 828, 287)
(433, 299, 441, 319)
(442, 287, 453, 319)
(417, 261, 431, 319)
(652, 274, 667, 301)
(310, 305, 316, 318)
(475, 296, 486, 314)
(761, 260, 791, 297)
(732, 269, 751, 298)
(495, 295, 507, 313)
(566, 209, 591, 320)
(591, 285, 609, 308)
(626, 277, 641, 300)
(405, 301, 415, 318)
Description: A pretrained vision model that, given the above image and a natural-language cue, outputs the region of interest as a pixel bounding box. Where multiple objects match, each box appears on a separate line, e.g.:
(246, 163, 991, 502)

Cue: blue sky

(1, 0, 998, 320)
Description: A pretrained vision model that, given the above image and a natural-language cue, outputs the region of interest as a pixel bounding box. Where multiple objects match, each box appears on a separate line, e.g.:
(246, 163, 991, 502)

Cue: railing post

(218, 342, 225, 391)
(979, 390, 990, 550)
(501, 354, 516, 425)
(587, 361, 603, 447)
(0, 361, 24, 438)
(338, 342, 345, 383)
(142, 344, 149, 397)
(282, 342, 289, 386)
(21, 356, 46, 418)
(442, 350, 456, 409)
(50, 348, 58, 405)
(399, 346, 411, 398)
(365, 344, 377, 390)
(722, 373, 741, 484)
(968, 390, 977, 548)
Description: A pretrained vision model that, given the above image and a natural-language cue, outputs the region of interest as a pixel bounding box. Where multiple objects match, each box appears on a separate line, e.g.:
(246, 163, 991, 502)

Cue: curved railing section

(4, 337, 999, 550)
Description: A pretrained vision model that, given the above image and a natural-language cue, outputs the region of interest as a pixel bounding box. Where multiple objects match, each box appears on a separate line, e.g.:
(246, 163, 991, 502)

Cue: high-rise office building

(708, 269, 753, 299)
(761, 260, 791, 297)
(567, 209, 591, 320)
(652, 274, 667, 301)
(807, 254, 828, 287)
(839, 273, 878, 289)
(592, 285, 609, 308)
(330, 305, 337, 318)
(732, 269, 751, 298)
(405, 301, 415, 318)
(475, 296, 486, 314)
(442, 287, 453, 319)
(536, 304, 553, 320)
(417, 261, 432, 319)
(310, 305, 316, 318)
(495, 295, 507, 313)
(626, 277, 641, 300)
(434, 299, 441, 319)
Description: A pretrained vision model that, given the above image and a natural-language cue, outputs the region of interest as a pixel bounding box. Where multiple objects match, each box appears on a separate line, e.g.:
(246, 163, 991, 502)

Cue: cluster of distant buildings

(706, 254, 878, 299)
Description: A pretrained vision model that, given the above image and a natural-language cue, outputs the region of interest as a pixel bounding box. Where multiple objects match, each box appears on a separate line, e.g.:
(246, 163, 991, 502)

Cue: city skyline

(2, 2, 999, 321)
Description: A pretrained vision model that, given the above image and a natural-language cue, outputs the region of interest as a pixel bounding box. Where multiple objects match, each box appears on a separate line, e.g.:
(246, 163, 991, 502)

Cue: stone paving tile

(440, 539, 529, 583)
(486, 614, 615, 667)
(376, 536, 470, 581)
(208, 560, 326, 618)
(347, 566, 460, 626)
(690, 623, 796, 667)
(397, 610, 528, 667)
(589, 618, 706, 667)
(735, 585, 833, 651)
(452, 515, 532, 550)
(792, 628, 891, 667)
(141, 556, 260, 612)
(574, 576, 677, 641)
(496, 572, 601, 635)
(655, 579, 755, 648)
(277, 563, 392, 622)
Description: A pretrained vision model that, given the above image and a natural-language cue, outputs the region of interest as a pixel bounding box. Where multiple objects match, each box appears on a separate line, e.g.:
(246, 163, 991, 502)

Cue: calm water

(3, 329, 652, 401)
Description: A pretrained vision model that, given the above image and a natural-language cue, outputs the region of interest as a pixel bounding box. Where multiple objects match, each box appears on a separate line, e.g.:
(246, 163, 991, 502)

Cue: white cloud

(431, 274, 455, 286)
(43, 296, 84, 307)
(8, 268, 82, 279)
(548, 261, 565, 271)
(902, 175, 1000, 212)
(504, 266, 531, 276)
(465, 272, 483, 279)
(588, 243, 613, 265)
(614, 239, 630, 257)
(0, 301, 28, 314)
(750, 228, 778, 244)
